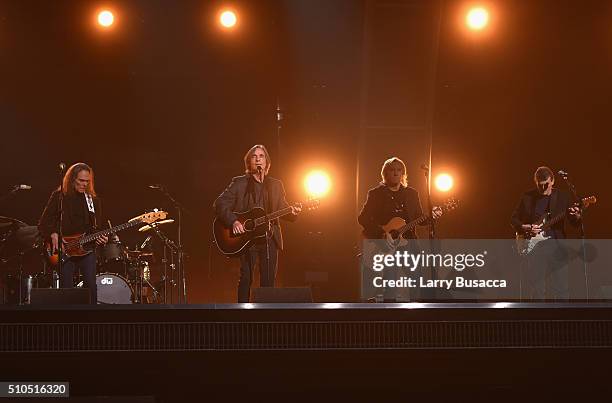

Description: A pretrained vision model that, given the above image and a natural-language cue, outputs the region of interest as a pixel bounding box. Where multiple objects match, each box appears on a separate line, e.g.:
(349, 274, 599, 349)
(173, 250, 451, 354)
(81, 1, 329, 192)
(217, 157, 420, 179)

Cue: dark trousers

(526, 240, 570, 300)
(60, 252, 97, 304)
(238, 239, 278, 303)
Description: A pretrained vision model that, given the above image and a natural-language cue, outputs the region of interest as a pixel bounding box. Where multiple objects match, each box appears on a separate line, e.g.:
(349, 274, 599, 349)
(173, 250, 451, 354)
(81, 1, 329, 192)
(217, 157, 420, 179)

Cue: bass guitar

(46, 210, 168, 266)
(213, 199, 320, 256)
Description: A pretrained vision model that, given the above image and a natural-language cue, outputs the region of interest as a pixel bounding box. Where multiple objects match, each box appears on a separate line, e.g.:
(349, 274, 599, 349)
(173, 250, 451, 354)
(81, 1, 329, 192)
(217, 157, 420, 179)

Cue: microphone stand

(257, 167, 272, 292)
(423, 164, 437, 301)
(153, 186, 189, 304)
(560, 173, 589, 300)
(58, 165, 66, 289)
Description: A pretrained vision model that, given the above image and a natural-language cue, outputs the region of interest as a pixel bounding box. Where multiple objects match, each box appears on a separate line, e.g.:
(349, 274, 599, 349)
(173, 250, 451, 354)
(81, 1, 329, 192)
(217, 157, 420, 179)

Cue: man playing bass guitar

(214, 145, 301, 303)
(39, 163, 108, 303)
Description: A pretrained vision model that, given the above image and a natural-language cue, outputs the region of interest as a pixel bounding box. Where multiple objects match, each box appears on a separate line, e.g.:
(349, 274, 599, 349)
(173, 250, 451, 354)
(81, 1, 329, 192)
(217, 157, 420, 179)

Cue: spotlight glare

(97, 10, 114, 28)
(304, 170, 331, 198)
(466, 7, 489, 31)
(219, 10, 237, 28)
(435, 173, 454, 192)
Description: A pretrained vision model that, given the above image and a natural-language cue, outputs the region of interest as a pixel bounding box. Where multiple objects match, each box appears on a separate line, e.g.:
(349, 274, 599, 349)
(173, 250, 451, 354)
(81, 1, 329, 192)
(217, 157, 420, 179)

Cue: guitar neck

(253, 206, 293, 226)
(80, 219, 142, 244)
(398, 215, 429, 236)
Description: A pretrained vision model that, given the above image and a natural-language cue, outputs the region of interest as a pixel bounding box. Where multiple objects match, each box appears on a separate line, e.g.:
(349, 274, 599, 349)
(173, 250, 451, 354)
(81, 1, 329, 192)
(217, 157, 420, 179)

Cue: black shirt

(358, 184, 424, 239)
(38, 190, 103, 238)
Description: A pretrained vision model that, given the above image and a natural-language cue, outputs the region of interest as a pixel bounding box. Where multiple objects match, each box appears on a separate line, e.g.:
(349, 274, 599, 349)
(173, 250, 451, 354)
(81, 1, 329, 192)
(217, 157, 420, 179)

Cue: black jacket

(213, 175, 296, 250)
(358, 183, 424, 239)
(510, 188, 580, 239)
(38, 190, 103, 239)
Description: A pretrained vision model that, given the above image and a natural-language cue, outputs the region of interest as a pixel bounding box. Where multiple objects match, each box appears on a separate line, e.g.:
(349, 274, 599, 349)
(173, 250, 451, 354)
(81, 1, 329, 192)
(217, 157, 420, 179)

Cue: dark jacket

(510, 188, 580, 239)
(358, 183, 424, 239)
(213, 175, 296, 250)
(38, 190, 103, 239)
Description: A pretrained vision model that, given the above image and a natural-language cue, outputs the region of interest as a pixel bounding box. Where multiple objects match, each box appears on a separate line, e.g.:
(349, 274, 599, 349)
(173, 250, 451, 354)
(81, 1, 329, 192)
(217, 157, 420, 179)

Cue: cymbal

(138, 219, 174, 232)
(127, 250, 154, 257)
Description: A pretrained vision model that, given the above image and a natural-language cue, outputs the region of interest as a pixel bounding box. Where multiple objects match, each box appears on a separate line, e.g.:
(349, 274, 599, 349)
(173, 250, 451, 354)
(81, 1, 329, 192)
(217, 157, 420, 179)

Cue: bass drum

(95, 273, 133, 304)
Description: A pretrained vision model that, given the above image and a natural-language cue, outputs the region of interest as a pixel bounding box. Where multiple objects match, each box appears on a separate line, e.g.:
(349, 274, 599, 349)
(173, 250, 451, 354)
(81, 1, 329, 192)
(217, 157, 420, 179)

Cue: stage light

(97, 10, 114, 28)
(304, 170, 331, 198)
(434, 173, 454, 192)
(219, 10, 237, 28)
(466, 7, 489, 30)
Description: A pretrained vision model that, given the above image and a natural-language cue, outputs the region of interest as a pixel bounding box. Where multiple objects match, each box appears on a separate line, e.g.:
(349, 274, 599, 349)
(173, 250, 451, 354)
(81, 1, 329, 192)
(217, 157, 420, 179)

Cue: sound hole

(243, 219, 254, 231)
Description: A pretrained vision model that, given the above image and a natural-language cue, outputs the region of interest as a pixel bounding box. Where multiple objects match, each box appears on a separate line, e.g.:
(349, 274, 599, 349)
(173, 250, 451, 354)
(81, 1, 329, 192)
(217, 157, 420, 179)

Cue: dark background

(1, 0, 610, 302)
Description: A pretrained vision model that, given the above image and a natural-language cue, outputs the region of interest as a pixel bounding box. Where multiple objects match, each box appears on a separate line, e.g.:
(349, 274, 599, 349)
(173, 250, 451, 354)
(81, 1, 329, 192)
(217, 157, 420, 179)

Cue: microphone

(148, 184, 164, 190)
(12, 184, 32, 191)
(59, 162, 66, 172)
(557, 170, 569, 178)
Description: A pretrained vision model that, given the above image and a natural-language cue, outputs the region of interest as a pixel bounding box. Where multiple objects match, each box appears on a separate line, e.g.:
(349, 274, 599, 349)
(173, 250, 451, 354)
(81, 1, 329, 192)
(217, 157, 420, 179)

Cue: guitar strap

(85, 193, 97, 230)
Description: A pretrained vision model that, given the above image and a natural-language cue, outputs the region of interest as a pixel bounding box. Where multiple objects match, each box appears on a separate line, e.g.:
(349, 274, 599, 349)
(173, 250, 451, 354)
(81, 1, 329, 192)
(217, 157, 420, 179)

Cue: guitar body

(46, 233, 94, 266)
(515, 231, 551, 256)
(213, 207, 269, 256)
(381, 216, 412, 247)
(515, 195, 596, 256)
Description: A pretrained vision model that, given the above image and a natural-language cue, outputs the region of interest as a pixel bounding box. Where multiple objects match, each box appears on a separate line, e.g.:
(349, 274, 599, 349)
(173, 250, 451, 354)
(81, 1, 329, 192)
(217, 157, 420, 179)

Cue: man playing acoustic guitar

(358, 157, 442, 302)
(214, 145, 301, 303)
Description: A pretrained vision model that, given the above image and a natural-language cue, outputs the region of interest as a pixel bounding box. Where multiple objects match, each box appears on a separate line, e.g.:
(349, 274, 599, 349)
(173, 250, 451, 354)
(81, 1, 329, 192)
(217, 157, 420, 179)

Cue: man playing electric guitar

(358, 157, 442, 301)
(213, 145, 301, 303)
(511, 166, 582, 300)
(38, 163, 108, 303)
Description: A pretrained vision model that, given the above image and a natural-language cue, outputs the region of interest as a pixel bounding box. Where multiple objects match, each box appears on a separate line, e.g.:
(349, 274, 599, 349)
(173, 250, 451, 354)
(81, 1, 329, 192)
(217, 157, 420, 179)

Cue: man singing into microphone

(214, 145, 301, 303)
(511, 166, 581, 300)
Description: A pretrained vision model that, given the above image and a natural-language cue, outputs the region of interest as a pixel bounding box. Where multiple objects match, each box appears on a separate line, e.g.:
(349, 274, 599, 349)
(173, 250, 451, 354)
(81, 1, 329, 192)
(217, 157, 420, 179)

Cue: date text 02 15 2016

(0, 382, 69, 398)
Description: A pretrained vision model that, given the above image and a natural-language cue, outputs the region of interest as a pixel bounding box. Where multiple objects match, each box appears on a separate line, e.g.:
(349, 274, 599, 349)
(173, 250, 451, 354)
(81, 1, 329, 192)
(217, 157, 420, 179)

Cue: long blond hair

(380, 157, 408, 187)
(62, 162, 96, 196)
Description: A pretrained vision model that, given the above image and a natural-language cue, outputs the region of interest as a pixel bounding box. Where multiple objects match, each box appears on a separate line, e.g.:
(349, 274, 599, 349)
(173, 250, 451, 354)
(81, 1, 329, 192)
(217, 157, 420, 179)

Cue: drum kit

(0, 213, 177, 305)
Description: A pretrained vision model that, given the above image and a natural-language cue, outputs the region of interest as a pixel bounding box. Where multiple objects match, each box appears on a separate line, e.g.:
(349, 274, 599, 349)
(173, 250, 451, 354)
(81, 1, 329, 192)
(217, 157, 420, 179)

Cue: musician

(511, 166, 581, 299)
(358, 157, 441, 239)
(214, 145, 301, 303)
(39, 163, 107, 303)
(358, 157, 441, 302)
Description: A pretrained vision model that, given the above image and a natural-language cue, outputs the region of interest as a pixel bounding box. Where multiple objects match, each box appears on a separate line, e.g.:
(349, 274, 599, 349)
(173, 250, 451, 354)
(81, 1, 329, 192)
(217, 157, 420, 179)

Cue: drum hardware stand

(150, 224, 178, 304)
(149, 185, 189, 303)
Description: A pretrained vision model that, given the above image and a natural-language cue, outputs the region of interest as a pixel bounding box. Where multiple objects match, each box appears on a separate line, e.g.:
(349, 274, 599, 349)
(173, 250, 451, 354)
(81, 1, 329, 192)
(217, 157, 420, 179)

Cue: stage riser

(2, 320, 612, 351)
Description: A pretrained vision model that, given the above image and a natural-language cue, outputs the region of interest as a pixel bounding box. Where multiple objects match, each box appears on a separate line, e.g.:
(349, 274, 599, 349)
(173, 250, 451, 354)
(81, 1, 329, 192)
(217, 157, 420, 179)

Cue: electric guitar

(46, 210, 168, 266)
(515, 195, 596, 256)
(361, 197, 460, 256)
(213, 199, 320, 256)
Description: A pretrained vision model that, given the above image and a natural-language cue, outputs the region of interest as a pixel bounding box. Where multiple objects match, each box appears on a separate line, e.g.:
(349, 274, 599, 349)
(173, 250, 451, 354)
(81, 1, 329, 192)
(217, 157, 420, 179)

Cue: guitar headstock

(441, 197, 460, 212)
(581, 195, 597, 208)
(131, 210, 168, 224)
(300, 199, 321, 211)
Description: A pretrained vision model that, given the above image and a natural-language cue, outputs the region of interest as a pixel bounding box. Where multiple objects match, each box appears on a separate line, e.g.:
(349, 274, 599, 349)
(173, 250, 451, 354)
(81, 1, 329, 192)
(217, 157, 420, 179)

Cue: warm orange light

(97, 10, 114, 28)
(304, 170, 331, 198)
(434, 173, 454, 192)
(466, 7, 489, 31)
(219, 10, 237, 28)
